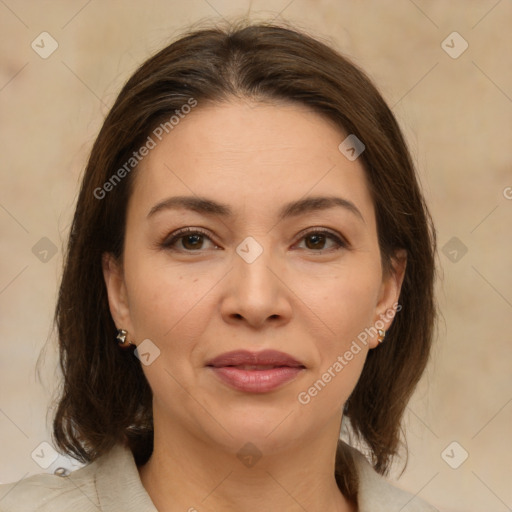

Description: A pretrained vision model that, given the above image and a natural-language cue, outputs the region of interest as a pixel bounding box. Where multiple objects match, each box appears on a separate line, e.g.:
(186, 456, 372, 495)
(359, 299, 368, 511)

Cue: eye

(295, 229, 348, 252)
(160, 227, 348, 253)
(161, 227, 219, 252)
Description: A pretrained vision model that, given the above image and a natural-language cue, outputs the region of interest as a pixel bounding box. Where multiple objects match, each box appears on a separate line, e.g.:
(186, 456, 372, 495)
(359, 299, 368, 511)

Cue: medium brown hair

(52, 20, 437, 501)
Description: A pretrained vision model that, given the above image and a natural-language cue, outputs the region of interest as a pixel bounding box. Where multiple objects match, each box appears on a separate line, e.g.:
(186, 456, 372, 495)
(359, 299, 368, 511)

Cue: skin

(103, 99, 406, 512)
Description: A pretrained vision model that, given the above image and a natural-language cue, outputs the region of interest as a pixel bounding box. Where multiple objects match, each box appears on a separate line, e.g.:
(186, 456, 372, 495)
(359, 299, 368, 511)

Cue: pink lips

(206, 349, 306, 393)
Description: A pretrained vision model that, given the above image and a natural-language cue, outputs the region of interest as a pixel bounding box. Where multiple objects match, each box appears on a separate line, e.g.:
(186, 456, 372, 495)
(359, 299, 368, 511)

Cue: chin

(200, 395, 306, 450)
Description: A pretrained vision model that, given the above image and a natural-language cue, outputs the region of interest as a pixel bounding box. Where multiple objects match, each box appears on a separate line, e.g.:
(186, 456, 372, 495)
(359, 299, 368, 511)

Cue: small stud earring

(116, 329, 133, 347)
(377, 329, 386, 344)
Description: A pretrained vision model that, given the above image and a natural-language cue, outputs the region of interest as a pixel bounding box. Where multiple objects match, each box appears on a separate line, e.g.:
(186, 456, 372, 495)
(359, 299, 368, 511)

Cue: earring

(377, 329, 386, 344)
(116, 329, 133, 347)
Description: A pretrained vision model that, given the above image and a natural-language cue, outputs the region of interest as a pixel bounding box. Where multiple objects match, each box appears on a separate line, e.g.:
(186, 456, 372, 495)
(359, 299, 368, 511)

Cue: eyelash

(160, 227, 349, 253)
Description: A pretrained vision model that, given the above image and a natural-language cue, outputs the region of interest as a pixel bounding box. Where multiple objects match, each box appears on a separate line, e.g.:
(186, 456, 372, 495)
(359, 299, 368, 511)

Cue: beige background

(1, 1, 511, 511)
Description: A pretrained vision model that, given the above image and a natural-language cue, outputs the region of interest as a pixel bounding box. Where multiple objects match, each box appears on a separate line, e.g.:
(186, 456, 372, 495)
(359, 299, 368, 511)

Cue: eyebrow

(147, 195, 365, 223)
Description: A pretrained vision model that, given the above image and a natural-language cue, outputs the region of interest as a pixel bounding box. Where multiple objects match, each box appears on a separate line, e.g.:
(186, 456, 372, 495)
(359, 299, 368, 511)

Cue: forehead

(129, 99, 375, 224)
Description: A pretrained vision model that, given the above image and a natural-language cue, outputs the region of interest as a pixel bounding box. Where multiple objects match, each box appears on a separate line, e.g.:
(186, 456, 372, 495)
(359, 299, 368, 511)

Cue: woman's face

(104, 99, 405, 457)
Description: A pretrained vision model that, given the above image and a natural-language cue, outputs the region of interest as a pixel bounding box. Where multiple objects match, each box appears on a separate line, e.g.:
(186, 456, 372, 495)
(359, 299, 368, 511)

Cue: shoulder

(0, 461, 100, 512)
(0, 444, 156, 512)
(348, 445, 440, 512)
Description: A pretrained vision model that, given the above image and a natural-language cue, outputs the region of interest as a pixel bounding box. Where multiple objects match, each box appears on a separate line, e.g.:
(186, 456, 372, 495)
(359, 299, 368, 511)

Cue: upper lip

(206, 350, 305, 368)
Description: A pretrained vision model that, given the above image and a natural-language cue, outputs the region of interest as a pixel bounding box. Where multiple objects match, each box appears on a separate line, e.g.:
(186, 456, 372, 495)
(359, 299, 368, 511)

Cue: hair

(52, 20, 436, 502)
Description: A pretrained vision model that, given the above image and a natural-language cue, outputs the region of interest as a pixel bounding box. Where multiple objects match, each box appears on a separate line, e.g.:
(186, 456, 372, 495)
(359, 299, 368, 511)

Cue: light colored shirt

(0, 443, 439, 511)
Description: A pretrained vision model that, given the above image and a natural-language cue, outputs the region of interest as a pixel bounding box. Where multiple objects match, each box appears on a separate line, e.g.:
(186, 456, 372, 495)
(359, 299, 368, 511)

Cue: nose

(220, 243, 293, 329)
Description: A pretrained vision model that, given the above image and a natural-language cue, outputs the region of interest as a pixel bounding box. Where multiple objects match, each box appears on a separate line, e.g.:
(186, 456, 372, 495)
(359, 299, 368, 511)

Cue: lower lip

(209, 366, 304, 393)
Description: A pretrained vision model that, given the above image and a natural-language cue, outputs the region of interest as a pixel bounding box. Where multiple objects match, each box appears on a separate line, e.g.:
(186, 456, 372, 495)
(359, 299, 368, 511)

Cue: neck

(138, 417, 356, 512)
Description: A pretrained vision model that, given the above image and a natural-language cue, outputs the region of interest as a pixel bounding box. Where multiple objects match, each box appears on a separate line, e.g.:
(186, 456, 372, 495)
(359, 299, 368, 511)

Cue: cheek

(123, 263, 215, 396)
(296, 261, 381, 395)
(295, 280, 378, 415)
(123, 255, 220, 352)
(307, 263, 381, 343)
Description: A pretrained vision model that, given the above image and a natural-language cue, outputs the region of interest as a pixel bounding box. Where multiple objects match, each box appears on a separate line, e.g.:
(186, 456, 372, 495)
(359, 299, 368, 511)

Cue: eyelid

(160, 227, 219, 250)
(160, 226, 349, 252)
(293, 227, 349, 250)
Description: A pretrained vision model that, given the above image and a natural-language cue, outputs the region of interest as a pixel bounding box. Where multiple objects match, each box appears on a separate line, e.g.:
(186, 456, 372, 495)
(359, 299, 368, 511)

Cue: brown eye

(181, 234, 205, 250)
(297, 230, 347, 252)
(305, 233, 327, 250)
(161, 228, 218, 252)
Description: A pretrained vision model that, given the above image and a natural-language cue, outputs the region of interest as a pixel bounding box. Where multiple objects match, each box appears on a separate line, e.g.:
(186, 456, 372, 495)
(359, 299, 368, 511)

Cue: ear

(102, 252, 134, 335)
(370, 249, 407, 348)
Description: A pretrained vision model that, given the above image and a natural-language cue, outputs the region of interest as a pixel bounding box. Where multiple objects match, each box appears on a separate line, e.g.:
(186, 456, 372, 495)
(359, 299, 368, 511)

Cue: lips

(206, 349, 305, 369)
(206, 350, 306, 393)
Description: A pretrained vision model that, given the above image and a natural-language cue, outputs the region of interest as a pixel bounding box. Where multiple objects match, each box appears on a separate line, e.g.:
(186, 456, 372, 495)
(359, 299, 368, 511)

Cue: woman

(0, 21, 438, 511)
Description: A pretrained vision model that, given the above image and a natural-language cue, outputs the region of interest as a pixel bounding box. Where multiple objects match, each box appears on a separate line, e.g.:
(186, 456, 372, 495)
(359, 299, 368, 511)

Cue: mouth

(206, 350, 306, 393)
(220, 364, 294, 370)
